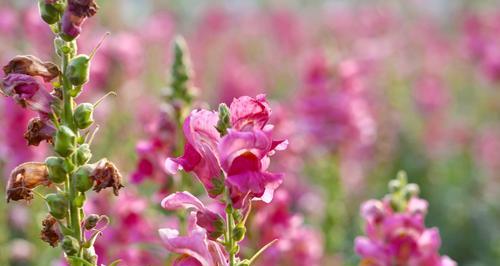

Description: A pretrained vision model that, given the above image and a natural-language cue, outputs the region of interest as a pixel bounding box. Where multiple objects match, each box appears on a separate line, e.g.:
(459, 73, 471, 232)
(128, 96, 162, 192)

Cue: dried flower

(24, 117, 56, 146)
(3, 55, 59, 82)
(90, 159, 124, 196)
(6, 162, 50, 202)
(41, 214, 61, 247)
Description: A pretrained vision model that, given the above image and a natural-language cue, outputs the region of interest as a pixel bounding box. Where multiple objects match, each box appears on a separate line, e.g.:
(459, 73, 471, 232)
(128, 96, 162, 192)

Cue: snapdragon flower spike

(354, 177, 456, 266)
(159, 212, 228, 266)
(161, 191, 225, 240)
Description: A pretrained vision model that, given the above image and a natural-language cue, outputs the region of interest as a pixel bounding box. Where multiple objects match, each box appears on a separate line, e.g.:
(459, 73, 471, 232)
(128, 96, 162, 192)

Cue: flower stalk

(3, 1, 123, 265)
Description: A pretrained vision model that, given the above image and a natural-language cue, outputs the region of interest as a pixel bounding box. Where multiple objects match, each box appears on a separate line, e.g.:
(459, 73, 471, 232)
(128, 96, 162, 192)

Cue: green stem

(226, 203, 236, 266)
(61, 47, 86, 266)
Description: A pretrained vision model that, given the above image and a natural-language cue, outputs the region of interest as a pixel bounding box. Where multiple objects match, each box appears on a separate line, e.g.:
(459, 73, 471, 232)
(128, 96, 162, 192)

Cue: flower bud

(232, 225, 246, 242)
(66, 55, 90, 86)
(62, 235, 79, 256)
(54, 126, 76, 157)
(45, 193, 68, 219)
(38, 0, 62, 25)
(74, 165, 93, 192)
(74, 103, 94, 129)
(83, 214, 100, 230)
(216, 103, 231, 135)
(388, 179, 401, 193)
(45, 156, 66, 183)
(76, 144, 92, 165)
(405, 183, 420, 197)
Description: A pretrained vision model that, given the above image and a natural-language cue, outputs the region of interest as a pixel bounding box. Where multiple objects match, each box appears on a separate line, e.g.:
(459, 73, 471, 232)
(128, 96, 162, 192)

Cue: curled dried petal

(6, 162, 50, 202)
(41, 215, 61, 247)
(3, 55, 59, 82)
(90, 159, 124, 196)
(68, 0, 98, 18)
(24, 117, 56, 146)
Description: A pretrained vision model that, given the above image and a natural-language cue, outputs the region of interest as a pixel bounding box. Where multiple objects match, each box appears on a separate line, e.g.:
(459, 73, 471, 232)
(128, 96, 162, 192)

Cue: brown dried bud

(6, 162, 50, 202)
(68, 0, 98, 18)
(90, 159, 123, 196)
(3, 55, 59, 82)
(24, 118, 56, 146)
(41, 215, 61, 247)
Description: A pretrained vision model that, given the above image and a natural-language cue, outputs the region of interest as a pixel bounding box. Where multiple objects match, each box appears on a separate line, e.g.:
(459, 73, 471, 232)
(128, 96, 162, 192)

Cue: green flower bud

(74, 165, 94, 192)
(54, 126, 76, 157)
(406, 183, 420, 197)
(388, 179, 401, 193)
(84, 214, 100, 230)
(74, 103, 94, 129)
(232, 225, 246, 242)
(62, 236, 79, 256)
(66, 55, 90, 86)
(45, 156, 67, 183)
(216, 103, 231, 136)
(45, 193, 68, 219)
(76, 144, 92, 165)
(38, 0, 62, 25)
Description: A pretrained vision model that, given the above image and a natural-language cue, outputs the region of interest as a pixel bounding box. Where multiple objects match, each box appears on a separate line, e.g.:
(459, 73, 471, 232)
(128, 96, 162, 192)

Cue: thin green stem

(226, 203, 236, 266)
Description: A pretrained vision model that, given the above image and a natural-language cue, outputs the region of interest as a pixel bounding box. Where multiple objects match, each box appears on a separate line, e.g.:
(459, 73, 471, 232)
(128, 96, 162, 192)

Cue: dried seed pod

(24, 117, 56, 146)
(3, 55, 59, 82)
(90, 159, 124, 196)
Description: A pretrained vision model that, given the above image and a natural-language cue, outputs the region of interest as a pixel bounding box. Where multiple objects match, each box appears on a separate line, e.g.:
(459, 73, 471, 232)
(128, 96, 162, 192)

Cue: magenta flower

(219, 129, 285, 208)
(166, 109, 222, 197)
(1, 74, 56, 115)
(161, 192, 225, 240)
(167, 95, 286, 208)
(229, 94, 271, 131)
(355, 197, 456, 266)
(159, 213, 228, 266)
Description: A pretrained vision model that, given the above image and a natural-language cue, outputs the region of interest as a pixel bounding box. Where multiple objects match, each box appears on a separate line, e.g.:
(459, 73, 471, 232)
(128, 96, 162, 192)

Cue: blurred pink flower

(355, 197, 456, 266)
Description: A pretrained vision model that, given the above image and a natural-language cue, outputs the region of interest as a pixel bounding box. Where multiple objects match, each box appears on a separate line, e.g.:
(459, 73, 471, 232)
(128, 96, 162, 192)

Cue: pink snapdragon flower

(1, 74, 56, 115)
(161, 192, 225, 240)
(159, 212, 228, 266)
(355, 198, 456, 266)
(166, 109, 222, 197)
(167, 95, 286, 208)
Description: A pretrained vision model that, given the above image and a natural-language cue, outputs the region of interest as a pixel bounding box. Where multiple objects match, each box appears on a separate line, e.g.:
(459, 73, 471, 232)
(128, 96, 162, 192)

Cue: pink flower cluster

(166, 94, 287, 209)
(355, 198, 456, 266)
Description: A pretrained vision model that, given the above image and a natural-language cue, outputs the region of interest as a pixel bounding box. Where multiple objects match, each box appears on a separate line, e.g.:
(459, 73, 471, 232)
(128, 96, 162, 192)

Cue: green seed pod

(45, 193, 68, 219)
(74, 103, 94, 129)
(54, 126, 76, 157)
(66, 55, 90, 86)
(38, 0, 61, 25)
(76, 144, 92, 165)
(232, 225, 246, 242)
(45, 157, 66, 183)
(62, 236, 79, 256)
(74, 165, 94, 192)
(388, 179, 401, 193)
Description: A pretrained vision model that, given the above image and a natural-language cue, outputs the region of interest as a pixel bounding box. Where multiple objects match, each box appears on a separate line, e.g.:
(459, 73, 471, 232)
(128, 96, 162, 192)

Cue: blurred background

(1, 0, 500, 265)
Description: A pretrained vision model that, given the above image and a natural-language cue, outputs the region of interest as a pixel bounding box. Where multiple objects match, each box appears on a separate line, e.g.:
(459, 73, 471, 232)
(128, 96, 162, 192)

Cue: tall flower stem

(226, 203, 236, 266)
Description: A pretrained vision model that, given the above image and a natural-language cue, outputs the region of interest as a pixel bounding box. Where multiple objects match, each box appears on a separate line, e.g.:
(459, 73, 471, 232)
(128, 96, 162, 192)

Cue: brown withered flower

(6, 162, 50, 202)
(68, 0, 99, 18)
(24, 118, 56, 146)
(3, 55, 59, 82)
(41, 215, 62, 247)
(90, 159, 124, 196)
